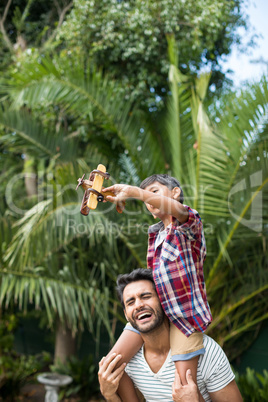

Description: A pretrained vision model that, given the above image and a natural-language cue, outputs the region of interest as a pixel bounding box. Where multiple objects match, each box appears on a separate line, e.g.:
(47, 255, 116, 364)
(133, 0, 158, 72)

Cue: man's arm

(98, 353, 125, 402)
(172, 369, 199, 402)
(209, 379, 243, 402)
(98, 353, 140, 402)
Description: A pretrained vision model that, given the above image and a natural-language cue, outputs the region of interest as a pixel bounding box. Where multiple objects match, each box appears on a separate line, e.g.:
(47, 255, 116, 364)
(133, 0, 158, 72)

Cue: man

(98, 269, 243, 402)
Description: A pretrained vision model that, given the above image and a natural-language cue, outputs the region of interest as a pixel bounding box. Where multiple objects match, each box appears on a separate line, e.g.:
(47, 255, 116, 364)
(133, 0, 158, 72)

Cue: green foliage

(0, 313, 51, 401)
(58, 0, 251, 105)
(1, 47, 268, 358)
(0, 54, 144, 338)
(0, 353, 49, 401)
(0, 18, 267, 368)
(0, 0, 72, 48)
(0, 313, 17, 353)
(236, 368, 268, 401)
(0, 106, 77, 161)
(0, 0, 62, 73)
(51, 354, 100, 400)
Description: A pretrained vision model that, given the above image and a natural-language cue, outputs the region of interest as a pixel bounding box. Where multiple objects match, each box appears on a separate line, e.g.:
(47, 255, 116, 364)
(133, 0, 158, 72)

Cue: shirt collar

(148, 220, 165, 234)
(148, 217, 182, 234)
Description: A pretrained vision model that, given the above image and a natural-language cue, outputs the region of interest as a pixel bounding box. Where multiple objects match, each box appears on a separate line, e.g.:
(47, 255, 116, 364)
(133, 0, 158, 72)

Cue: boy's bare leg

(107, 329, 143, 365)
(106, 330, 143, 402)
(117, 372, 140, 402)
(135, 388, 146, 402)
(174, 357, 205, 402)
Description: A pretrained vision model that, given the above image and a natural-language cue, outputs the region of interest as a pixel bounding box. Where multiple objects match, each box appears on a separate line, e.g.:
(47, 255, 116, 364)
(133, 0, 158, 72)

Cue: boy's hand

(98, 353, 126, 400)
(172, 369, 199, 402)
(103, 184, 135, 203)
(102, 184, 131, 213)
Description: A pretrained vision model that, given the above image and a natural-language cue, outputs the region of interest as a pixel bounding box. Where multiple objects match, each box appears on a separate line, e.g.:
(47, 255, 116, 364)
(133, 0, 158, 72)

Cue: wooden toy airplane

(76, 164, 122, 215)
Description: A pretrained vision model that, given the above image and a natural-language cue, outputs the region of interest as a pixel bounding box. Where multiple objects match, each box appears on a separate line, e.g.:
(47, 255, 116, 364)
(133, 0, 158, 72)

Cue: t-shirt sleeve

(202, 337, 235, 393)
(124, 322, 140, 334)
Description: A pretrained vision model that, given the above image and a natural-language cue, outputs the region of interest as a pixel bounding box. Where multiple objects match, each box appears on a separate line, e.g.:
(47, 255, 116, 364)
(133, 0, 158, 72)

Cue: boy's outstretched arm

(103, 184, 188, 223)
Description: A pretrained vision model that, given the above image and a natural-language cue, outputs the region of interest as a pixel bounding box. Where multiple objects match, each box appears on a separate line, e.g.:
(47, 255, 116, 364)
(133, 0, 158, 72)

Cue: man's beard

(128, 306, 165, 334)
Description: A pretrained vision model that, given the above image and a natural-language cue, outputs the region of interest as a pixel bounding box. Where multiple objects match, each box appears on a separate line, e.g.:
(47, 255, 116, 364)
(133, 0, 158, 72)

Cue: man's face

(123, 280, 165, 333)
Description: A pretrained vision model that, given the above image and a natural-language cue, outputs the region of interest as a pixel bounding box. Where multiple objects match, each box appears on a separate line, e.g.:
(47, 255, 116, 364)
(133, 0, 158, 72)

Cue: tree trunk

(54, 320, 76, 364)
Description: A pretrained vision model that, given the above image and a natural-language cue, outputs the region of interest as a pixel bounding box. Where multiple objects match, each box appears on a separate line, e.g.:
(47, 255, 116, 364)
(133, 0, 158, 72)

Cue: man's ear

(172, 187, 181, 201)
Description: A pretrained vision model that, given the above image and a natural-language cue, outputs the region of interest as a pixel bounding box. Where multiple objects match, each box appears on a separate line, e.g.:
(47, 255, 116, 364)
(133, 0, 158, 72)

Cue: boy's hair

(140, 174, 184, 203)
(116, 268, 155, 308)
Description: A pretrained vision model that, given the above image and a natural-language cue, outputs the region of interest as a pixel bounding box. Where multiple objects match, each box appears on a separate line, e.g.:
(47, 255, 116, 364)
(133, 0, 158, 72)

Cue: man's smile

(135, 309, 153, 322)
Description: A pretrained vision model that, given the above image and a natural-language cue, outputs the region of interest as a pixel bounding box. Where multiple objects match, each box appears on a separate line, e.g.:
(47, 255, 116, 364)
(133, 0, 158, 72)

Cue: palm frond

(0, 268, 114, 337)
(0, 105, 77, 161)
(165, 34, 193, 179)
(3, 56, 158, 176)
(206, 80, 268, 284)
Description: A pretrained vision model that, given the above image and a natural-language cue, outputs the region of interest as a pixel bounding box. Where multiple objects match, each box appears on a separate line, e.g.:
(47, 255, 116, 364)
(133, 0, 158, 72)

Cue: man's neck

(141, 318, 170, 373)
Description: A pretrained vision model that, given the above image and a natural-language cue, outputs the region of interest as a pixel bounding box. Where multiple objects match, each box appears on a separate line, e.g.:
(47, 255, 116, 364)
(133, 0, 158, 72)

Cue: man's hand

(98, 353, 126, 401)
(172, 369, 199, 402)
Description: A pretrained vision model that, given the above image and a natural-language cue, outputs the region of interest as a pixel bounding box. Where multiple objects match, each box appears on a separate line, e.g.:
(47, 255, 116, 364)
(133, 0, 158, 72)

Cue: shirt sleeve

(175, 205, 203, 241)
(124, 322, 140, 335)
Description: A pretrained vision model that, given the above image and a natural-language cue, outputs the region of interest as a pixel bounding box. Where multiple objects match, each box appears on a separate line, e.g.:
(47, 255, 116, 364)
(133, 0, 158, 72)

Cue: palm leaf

(0, 105, 77, 161)
(0, 268, 114, 336)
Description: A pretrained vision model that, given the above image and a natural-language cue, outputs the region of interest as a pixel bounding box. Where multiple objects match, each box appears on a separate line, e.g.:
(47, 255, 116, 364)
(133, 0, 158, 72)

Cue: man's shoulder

(199, 334, 231, 371)
(203, 334, 221, 348)
(203, 333, 212, 345)
(198, 335, 235, 394)
(202, 334, 222, 353)
(127, 336, 224, 367)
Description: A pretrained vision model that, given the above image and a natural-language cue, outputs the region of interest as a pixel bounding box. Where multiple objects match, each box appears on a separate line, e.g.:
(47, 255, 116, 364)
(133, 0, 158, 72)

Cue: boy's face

(144, 181, 180, 219)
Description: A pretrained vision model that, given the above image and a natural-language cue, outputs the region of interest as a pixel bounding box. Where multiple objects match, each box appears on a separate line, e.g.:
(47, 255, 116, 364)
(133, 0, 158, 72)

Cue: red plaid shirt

(147, 205, 212, 337)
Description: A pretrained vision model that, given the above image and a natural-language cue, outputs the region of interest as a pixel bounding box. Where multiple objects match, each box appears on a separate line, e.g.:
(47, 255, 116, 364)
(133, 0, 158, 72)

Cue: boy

(103, 174, 212, 401)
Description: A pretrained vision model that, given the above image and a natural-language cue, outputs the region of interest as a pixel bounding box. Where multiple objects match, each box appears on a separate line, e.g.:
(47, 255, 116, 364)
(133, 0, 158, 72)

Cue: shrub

(236, 368, 268, 401)
(51, 355, 101, 401)
(0, 313, 51, 401)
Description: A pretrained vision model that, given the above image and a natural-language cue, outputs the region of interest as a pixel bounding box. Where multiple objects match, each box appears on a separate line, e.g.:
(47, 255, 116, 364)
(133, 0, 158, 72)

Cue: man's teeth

(138, 312, 151, 319)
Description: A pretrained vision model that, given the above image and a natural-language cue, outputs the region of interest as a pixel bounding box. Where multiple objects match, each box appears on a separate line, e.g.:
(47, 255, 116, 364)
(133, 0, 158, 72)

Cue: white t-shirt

(125, 335, 235, 402)
(154, 228, 167, 250)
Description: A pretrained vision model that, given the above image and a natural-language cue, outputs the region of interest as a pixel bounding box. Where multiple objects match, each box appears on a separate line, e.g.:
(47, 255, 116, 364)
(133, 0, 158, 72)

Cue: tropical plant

(162, 51, 268, 359)
(0, 0, 73, 72)
(51, 354, 100, 400)
(235, 368, 268, 401)
(0, 36, 267, 365)
(0, 313, 50, 401)
(57, 0, 252, 105)
(0, 54, 148, 362)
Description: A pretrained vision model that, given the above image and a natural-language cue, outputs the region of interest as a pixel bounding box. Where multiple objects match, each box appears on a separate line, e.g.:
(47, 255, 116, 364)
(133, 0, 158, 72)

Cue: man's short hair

(116, 268, 155, 308)
(140, 174, 184, 203)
